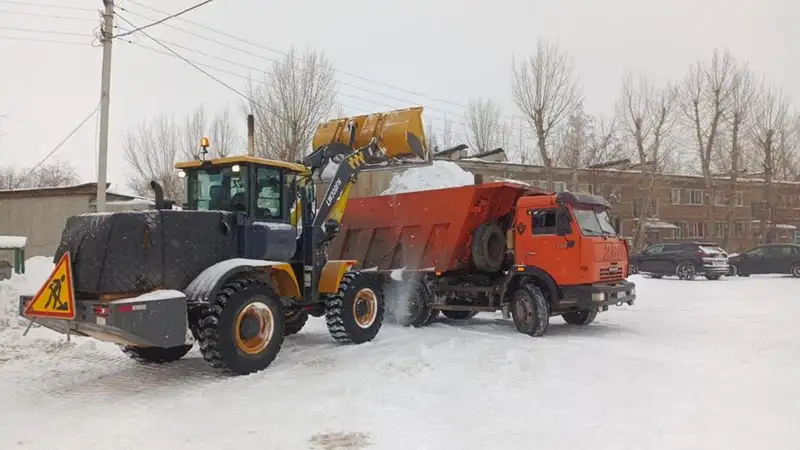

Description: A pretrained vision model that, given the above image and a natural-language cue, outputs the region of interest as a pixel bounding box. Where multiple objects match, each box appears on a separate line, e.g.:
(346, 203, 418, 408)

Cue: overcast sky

(0, 0, 795, 194)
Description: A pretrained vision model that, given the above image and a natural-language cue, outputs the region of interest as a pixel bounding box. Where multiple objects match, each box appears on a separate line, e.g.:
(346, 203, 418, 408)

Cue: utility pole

(96, 0, 114, 212)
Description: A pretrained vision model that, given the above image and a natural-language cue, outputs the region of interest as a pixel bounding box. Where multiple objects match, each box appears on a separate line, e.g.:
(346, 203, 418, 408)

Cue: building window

(690, 189, 704, 205)
(577, 183, 593, 194)
(735, 221, 745, 238)
(713, 192, 726, 206)
(735, 191, 744, 207)
(673, 221, 689, 239)
(714, 222, 727, 238)
(633, 198, 658, 218)
(610, 186, 622, 201)
(689, 222, 706, 237)
(670, 188, 681, 204)
(553, 181, 567, 193)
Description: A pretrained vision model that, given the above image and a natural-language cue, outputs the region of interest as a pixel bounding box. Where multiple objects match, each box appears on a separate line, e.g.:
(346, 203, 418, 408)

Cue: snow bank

(381, 161, 474, 195)
(0, 256, 54, 330)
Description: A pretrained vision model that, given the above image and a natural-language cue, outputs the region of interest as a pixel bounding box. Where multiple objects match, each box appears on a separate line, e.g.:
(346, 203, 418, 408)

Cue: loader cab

(176, 155, 311, 262)
(176, 155, 309, 224)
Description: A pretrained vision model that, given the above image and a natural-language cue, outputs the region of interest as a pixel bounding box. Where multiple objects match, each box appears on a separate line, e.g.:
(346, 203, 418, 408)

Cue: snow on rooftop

(0, 236, 27, 249)
(381, 160, 475, 195)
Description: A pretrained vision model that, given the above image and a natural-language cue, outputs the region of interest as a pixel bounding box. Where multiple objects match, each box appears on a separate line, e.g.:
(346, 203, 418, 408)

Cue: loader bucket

(312, 107, 428, 160)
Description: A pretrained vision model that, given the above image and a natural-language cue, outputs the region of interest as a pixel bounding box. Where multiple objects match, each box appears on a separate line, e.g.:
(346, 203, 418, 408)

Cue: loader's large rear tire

(196, 277, 285, 375)
(324, 271, 385, 344)
(510, 281, 549, 337)
(441, 310, 479, 320)
(472, 222, 506, 273)
(283, 310, 309, 336)
(120, 344, 193, 364)
(562, 309, 597, 325)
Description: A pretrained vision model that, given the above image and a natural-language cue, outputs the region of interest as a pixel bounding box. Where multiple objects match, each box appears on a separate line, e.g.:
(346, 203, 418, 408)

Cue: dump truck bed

(329, 182, 539, 272)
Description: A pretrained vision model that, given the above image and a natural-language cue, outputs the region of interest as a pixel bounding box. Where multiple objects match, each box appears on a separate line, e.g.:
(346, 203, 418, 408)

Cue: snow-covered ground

(1, 273, 799, 449)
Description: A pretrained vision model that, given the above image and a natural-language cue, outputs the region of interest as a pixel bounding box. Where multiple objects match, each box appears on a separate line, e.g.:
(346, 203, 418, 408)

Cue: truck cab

(513, 190, 634, 314)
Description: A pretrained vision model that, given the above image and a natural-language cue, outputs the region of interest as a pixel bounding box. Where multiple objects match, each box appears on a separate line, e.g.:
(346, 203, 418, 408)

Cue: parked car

(728, 244, 800, 277)
(629, 242, 729, 280)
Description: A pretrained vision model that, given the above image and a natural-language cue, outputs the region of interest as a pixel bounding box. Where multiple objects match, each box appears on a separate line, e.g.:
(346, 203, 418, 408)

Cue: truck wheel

(676, 263, 696, 280)
(510, 281, 549, 337)
(562, 309, 597, 325)
(284, 310, 309, 336)
(392, 280, 434, 328)
(121, 344, 193, 364)
(791, 264, 800, 278)
(472, 222, 506, 273)
(424, 308, 440, 325)
(442, 310, 479, 320)
(196, 277, 285, 375)
(324, 271, 385, 344)
(705, 274, 722, 280)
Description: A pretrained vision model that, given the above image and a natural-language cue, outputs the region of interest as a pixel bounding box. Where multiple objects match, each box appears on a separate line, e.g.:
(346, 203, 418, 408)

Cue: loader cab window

(254, 167, 285, 220)
(187, 165, 249, 212)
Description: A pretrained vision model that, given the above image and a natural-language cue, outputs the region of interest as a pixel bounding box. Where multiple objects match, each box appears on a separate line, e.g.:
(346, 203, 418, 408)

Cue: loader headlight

(177, 170, 186, 178)
(591, 292, 606, 302)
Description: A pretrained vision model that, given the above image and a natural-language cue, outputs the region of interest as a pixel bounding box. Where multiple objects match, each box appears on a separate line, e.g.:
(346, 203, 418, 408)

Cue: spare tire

(472, 222, 506, 272)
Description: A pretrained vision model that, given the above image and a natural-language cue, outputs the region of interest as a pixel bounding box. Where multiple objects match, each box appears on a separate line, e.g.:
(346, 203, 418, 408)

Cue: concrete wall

(0, 195, 91, 257)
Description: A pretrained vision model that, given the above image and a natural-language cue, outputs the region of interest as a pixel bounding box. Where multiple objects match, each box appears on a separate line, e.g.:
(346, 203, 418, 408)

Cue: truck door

(515, 207, 578, 282)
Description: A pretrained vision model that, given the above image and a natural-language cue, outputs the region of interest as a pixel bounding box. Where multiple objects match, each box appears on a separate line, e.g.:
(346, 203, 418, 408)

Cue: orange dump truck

(329, 178, 635, 336)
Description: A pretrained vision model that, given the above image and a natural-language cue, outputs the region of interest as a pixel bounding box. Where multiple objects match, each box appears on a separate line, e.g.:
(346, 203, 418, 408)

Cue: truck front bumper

(562, 280, 636, 311)
(18, 293, 190, 348)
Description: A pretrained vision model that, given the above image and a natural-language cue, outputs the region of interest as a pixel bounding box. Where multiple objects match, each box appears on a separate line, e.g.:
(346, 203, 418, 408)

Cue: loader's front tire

(324, 271, 385, 344)
(121, 344, 193, 364)
(283, 309, 309, 336)
(510, 281, 549, 337)
(196, 277, 285, 375)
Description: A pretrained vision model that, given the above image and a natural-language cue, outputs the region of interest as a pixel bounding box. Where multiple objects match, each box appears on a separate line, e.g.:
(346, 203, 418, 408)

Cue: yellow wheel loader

(18, 107, 427, 375)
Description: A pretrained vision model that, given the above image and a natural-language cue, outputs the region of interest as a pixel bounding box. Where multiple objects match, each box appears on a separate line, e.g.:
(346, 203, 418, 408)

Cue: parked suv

(728, 244, 800, 277)
(629, 242, 729, 280)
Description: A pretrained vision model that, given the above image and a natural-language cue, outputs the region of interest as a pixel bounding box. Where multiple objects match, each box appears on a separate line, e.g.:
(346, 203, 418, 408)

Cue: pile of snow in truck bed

(381, 161, 475, 195)
(0, 256, 54, 330)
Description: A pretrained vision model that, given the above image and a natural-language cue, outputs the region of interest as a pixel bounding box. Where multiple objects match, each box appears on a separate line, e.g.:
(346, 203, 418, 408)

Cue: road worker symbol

(23, 252, 76, 320)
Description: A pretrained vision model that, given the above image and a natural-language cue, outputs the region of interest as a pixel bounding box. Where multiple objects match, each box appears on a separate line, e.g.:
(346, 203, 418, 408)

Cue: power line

(0, 26, 91, 37)
(0, 35, 90, 46)
(13, 102, 101, 190)
(0, 9, 98, 22)
(0, 0, 96, 11)
(124, 0, 471, 110)
(115, 7, 471, 125)
(114, 0, 214, 38)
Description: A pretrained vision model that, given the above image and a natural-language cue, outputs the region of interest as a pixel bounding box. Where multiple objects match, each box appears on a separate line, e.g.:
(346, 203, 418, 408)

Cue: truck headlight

(591, 292, 606, 302)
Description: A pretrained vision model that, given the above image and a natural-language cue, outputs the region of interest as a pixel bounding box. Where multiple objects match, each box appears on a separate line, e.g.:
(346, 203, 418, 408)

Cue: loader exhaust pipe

(247, 114, 255, 156)
(150, 180, 170, 210)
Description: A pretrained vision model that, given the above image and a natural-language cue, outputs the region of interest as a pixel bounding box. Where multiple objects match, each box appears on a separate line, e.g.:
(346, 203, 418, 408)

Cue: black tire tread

(562, 309, 598, 325)
(196, 277, 284, 375)
(472, 222, 506, 273)
(324, 271, 385, 344)
(441, 310, 479, 320)
(284, 311, 309, 336)
(511, 280, 550, 337)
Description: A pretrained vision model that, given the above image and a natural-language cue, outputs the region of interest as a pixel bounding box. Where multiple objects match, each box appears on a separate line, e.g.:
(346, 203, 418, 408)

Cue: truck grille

(599, 266, 625, 281)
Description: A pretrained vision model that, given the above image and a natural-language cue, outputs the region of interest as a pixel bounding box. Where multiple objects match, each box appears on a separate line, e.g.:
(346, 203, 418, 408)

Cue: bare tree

(747, 82, 791, 244)
(424, 120, 440, 153)
(555, 108, 621, 191)
(464, 98, 510, 153)
(511, 39, 582, 188)
(616, 73, 678, 249)
(679, 49, 735, 242)
(244, 47, 337, 161)
(180, 106, 240, 160)
(123, 116, 183, 200)
(0, 160, 80, 189)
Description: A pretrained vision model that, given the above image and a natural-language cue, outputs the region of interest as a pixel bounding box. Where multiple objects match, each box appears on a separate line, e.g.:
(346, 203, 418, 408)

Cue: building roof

(0, 182, 150, 202)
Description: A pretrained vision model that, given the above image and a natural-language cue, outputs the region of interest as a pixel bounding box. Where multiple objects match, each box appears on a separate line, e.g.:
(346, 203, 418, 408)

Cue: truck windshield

(573, 207, 618, 237)
(187, 165, 249, 212)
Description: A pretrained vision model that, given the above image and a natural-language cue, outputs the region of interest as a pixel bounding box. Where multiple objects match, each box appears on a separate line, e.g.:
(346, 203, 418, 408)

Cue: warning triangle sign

(23, 252, 76, 320)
